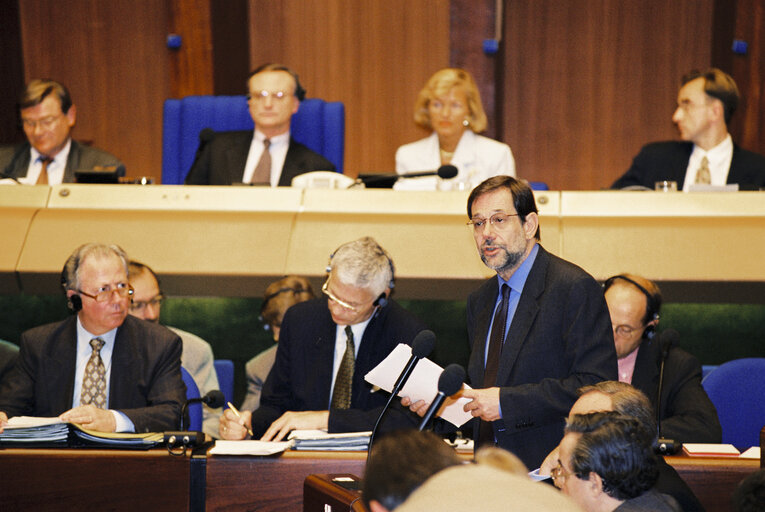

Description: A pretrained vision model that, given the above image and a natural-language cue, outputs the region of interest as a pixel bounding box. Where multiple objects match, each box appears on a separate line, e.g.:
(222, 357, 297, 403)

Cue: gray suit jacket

(242, 344, 277, 412)
(0, 140, 125, 183)
(0, 315, 185, 433)
(466, 245, 618, 468)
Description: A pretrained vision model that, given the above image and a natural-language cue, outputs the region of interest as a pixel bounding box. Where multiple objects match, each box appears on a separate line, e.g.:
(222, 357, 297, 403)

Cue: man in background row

(128, 261, 222, 437)
(0, 79, 124, 185)
(184, 63, 335, 186)
(612, 68, 765, 190)
(0, 244, 184, 433)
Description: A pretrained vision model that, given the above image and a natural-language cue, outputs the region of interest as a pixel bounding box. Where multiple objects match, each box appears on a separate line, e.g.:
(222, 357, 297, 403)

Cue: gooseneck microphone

(180, 389, 226, 430)
(354, 164, 459, 187)
(418, 364, 466, 431)
(166, 389, 225, 454)
(655, 329, 679, 454)
(367, 330, 436, 459)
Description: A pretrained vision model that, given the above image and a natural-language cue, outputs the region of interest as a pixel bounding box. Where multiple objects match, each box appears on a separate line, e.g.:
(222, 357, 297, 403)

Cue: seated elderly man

(220, 237, 427, 441)
(0, 243, 184, 434)
(555, 411, 681, 512)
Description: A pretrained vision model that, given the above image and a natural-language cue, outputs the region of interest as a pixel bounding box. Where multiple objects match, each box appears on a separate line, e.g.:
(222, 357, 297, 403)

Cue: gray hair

(62, 243, 129, 291)
(329, 237, 394, 297)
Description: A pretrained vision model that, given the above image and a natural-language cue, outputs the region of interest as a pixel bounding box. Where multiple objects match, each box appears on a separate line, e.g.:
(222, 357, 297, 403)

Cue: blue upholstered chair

(181, 366, 202, 431)
(701, 357, 765, 448)
(162, 96, 345, 184)
(214, 359, 235, 409)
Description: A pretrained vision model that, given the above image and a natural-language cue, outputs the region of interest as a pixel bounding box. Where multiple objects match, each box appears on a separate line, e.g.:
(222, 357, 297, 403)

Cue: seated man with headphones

(0, 243, 185, 434)
(220, 237, 428, 441)
(603, 274, 721, 444)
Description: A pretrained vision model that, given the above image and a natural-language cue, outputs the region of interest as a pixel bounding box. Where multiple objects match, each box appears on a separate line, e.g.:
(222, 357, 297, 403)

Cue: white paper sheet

(209, 440, 292, 456)
(364, 343, 473, 427)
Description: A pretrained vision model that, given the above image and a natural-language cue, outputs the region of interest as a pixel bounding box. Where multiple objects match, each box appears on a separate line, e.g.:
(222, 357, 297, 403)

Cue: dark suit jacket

(466, 245, 618, 468)
(0, 340, 19, 383)
(611, 141, 765, 189)
(250, 297, 427, 437)
(0, 140, 125, 183)
(631, 338, 722, 444)
(0, 315, 185, 433)
(184, 130, 336, 185)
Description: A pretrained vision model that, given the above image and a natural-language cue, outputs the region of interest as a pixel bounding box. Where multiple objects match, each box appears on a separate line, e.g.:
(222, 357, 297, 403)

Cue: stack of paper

(288, 430, 371, 451)
(209, 440, 292, 456)
(682, 443, 741, 457)
(0, 416, 69, 445)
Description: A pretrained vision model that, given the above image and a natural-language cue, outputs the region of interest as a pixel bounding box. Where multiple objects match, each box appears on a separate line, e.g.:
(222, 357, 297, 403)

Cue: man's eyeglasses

(129, 293, 165, 312)
(247, 90, 292, 102)
(551, 461, 572, 488)
(322, 281, 359, 312)
(467, 212, 520, 233)
(78, 283, 134, 303)
(22, 114, 64, 131)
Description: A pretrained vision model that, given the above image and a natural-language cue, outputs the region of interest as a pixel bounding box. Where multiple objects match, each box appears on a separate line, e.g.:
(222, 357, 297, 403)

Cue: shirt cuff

(111, 410, 135, 433)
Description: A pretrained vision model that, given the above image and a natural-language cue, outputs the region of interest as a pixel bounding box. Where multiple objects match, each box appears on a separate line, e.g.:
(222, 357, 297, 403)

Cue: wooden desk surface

(0, 447, 193, 511)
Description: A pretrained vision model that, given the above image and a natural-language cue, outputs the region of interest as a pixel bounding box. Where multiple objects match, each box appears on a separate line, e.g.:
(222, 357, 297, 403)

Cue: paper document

(209, 440, 292, 456)
(365, 344, 473, 427)
(288, 430, 371, 451)
(739, 447, 760, 459)
(682, 443, 740, 457)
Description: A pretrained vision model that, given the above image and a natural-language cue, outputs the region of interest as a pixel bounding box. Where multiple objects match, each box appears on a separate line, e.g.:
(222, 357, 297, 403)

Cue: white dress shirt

(242, 130, 290, 186)
(682, 134, 734, 190)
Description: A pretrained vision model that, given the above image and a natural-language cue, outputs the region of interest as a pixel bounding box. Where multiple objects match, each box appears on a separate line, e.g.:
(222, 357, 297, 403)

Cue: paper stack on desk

(288, 430, 371, 451)
(0, 416, 69, 445)
(0, 416, 163, 448)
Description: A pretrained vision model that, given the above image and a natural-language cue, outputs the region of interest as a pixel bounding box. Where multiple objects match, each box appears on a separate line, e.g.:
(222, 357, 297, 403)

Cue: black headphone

(603, 275, 660, 338)
(249, 63, 306, 102)
(60, 263, 82, 312)
(259, 286, 313, 330)
(325, 242, 396, 309)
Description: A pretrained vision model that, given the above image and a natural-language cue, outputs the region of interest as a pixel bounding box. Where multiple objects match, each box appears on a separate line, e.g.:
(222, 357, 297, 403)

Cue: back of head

(328, 237, 394, 297)
(414, 67, 487, 132)
(682, 68, 740, 124)
(733, 469, 765, 512)
(578, 381, 656, 441)
(565, 411, 658, 501)
(260, 275, 315, 329)
(362, 429, 461, 510)
(20, 79, 73, 113)
(474, 446, 528, 475)
(467, 175, 540, 240)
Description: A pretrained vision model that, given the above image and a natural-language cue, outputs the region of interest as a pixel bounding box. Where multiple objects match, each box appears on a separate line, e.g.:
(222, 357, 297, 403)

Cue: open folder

(0, 416, 163, 449)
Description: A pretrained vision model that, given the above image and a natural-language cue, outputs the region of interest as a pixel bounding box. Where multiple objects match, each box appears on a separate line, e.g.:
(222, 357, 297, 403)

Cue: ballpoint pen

(226, 401, 255, 437)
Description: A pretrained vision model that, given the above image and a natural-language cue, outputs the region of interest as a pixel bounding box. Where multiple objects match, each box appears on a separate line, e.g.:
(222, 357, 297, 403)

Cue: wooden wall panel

(502, 0, 714, 190)
(19, 0, 170, 179)
(168, 0, 214, 98)
(248, 0, 450, 176)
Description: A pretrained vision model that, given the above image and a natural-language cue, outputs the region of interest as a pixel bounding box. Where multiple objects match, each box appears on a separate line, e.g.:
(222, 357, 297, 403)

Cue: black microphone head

(659, 328, 679, 352)
(438, 364, 466, 396)
(411, 330, 436, 358)
(202, 389, 226, 408)
(437, 164, 458, 180)
(199, 127, 216, 142)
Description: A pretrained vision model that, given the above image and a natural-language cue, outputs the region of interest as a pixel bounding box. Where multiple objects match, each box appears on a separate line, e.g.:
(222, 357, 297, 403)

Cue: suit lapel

(311, 302, 338, 406)
(64, 140, 80, 183)
(467, 280, 497, 385)
(226, 134, 251, 184)
(109, 319, 137, 409)
(44, 317, 78, 412)
(494, 247, 548, 385)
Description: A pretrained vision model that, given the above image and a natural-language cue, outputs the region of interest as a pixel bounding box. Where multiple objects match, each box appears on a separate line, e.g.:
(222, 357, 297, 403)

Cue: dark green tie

(331, 326, 355, 409)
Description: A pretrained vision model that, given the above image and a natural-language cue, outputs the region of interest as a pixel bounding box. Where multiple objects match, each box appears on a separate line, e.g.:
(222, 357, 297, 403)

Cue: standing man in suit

(612, 68, 765, 190)
(0, 243, 185, 434)
(127, 261, 222, 438)
(0, 79, 125, 184)
(219, 237, 426, 441)
(184, 63, 335, 186)
(407, 175, 616, 468)
(603, 274, 721, 443)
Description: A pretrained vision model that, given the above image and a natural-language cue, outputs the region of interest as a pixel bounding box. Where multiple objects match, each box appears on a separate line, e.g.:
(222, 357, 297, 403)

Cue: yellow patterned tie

(695, 156, 711, 184)
(330, 326, 355, 410)
(80, 337, 107, 409)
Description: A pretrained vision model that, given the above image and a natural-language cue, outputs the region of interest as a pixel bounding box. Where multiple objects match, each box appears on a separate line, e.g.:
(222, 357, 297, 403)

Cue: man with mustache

(408, 176, 617, 469)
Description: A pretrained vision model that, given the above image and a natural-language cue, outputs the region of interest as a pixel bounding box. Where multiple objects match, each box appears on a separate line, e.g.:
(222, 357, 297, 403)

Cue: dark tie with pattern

(36, 156, 52, 185)
(250, 138, 271, 185)
(330, 326, 355, 410)
(80, 337, 107, 409)
(477, 284, 510, 446)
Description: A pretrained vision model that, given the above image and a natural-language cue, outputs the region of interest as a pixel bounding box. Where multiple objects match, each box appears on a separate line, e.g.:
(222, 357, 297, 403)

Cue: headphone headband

(603, 275, 660, 334)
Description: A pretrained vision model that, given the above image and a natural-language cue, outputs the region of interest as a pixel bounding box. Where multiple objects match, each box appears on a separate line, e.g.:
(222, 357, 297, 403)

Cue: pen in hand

(227, 401, 255, 437)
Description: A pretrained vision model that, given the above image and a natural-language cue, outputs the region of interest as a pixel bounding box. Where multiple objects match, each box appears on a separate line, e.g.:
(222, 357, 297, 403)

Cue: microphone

(418, 364, 466, 431)
(180, 389, 226, 430)
(655, 329, 679, 454)
(367, 330, 436, 458)
(355, 165, 458, 187)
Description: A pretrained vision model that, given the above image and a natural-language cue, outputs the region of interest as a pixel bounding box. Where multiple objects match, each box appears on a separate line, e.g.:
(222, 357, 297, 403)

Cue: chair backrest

(701, 357, 765, 448)
(214, 359, 235, 409)
(181, 366, 202, 431)
(162, 96, 345, 184)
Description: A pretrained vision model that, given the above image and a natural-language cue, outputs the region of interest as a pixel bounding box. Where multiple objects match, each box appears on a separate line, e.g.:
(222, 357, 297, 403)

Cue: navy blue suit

(466, 245, 618, 468)
(612, 141, 765, 190)
(250, 297, 427, 436)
